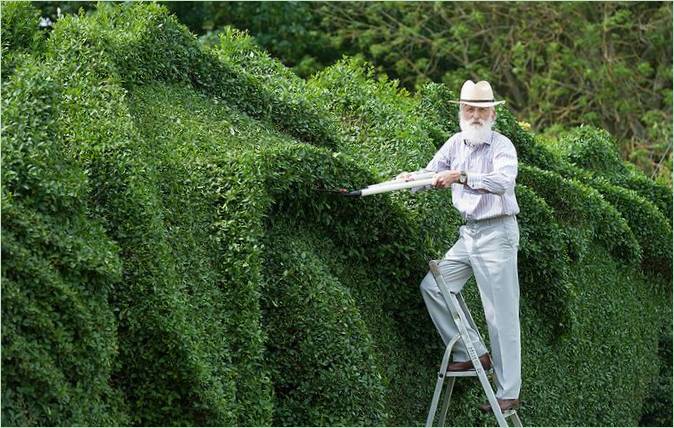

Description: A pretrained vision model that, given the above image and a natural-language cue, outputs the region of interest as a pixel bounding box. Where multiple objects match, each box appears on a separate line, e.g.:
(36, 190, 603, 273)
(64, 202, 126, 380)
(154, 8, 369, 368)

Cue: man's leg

(419, 233, 488, 361)
(470, 218, 521, 399)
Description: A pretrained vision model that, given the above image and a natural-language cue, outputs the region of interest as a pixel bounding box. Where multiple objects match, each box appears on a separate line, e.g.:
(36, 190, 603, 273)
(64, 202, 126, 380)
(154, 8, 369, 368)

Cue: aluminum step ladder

(425, 260, 523, 427)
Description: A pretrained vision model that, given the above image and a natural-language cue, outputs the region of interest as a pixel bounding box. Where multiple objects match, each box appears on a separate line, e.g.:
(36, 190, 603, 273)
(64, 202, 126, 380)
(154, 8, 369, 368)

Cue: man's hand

(433, 170, 461, 188)
(396, 171, 415, 182)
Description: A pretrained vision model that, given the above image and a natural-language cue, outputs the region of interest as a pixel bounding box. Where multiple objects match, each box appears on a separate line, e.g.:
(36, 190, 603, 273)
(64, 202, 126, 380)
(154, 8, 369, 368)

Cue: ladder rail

(438, 377, 455, 426)
(445, 290, 508, 427)
(425, 334, 461, 427)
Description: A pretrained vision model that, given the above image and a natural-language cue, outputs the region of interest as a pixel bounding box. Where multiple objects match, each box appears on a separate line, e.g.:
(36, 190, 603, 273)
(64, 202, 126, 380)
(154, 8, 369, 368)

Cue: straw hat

(449, 80, 505, 107)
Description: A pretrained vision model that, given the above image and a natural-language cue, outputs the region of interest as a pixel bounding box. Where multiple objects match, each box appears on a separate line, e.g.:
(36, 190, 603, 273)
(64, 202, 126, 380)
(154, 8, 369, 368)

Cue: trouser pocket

(503, 218, 520, 249)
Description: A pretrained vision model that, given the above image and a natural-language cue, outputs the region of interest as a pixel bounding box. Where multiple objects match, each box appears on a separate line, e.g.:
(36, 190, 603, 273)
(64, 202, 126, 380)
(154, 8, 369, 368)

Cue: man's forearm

(465, 171, 516, 195)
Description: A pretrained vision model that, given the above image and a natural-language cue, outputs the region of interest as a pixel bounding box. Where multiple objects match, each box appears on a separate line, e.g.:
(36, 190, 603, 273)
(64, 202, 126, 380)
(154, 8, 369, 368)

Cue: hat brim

(449, 100, 506, 107)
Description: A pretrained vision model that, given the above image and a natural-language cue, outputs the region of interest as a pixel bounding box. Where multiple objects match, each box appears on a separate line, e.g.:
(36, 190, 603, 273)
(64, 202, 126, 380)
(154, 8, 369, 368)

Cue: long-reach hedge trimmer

(335, 171, 436, 197)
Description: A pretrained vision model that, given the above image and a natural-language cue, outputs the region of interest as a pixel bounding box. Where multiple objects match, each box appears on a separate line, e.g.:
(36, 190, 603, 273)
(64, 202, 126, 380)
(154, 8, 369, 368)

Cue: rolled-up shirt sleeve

(466, 140, 518, 195)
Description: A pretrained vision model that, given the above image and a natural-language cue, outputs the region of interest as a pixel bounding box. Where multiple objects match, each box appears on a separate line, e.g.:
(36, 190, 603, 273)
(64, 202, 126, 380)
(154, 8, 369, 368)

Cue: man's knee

(420, 271, 437, 294)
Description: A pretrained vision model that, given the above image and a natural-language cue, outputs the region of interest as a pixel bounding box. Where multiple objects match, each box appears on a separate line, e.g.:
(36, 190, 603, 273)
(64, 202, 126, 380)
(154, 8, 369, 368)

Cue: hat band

(460, 99, 495, 103)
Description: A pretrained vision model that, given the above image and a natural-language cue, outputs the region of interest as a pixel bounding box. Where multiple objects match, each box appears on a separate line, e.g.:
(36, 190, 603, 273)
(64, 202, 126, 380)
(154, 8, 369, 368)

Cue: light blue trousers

(420, 215, 521, 399)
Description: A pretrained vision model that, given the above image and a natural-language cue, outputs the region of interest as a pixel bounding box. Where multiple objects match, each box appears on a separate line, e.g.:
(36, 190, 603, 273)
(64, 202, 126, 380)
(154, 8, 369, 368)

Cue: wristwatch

(459, 170, 467, 185)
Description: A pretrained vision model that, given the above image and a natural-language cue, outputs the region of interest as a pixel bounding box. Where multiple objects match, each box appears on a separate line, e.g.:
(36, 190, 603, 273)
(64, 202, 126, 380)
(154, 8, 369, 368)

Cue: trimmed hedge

(542, 126, 672, 279)
(1, 2, 43, 53)
(588, 177, 672, 280)
(1, 57, 127, 425)
(46, 2, 336, 149)
(2, 2, 671, 426)
(0, 2, 46, 76)
(512, 185, 576, 336)
(518, 165, 640, 265)
(554, 125, 673, 221)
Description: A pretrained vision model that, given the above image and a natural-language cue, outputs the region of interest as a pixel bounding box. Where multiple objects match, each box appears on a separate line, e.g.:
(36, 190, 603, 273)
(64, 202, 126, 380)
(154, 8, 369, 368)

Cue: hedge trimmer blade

(315, 186, 360, 197)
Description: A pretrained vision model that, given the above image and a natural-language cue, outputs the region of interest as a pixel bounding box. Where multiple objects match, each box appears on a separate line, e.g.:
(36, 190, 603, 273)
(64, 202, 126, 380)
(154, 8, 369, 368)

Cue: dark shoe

(446, 353, 492, 372)
(479, 398, 520, 413)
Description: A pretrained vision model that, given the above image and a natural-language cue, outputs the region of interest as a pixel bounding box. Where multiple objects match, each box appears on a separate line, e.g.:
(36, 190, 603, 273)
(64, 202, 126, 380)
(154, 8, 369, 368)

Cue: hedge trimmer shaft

(342, 171, 436, 197)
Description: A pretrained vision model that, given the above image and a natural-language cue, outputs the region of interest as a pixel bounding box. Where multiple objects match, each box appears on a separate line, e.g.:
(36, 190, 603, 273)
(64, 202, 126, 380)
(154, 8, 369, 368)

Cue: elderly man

(400, 80, 521, 413)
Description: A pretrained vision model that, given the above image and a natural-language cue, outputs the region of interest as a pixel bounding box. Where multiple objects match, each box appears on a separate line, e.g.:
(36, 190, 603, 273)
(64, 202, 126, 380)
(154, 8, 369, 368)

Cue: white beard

(460, 116, 495, 144)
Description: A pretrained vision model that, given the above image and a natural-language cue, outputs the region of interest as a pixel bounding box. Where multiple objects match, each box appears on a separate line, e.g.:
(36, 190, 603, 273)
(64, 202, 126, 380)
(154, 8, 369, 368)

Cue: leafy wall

(2, 3, 671, 426)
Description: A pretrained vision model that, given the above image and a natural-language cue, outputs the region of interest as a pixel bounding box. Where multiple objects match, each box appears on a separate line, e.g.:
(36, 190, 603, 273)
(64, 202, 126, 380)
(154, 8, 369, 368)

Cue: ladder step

(444, 368, 494, 377)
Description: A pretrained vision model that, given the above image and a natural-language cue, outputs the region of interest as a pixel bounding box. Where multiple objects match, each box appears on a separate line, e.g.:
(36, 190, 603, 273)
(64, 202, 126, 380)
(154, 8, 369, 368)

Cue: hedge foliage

(554, 125, 673, 221)
(2, 2, 671, 426)
(1, 2, 45, 53)
(1, 59, 127, 425)
(517, 165, 640, 265)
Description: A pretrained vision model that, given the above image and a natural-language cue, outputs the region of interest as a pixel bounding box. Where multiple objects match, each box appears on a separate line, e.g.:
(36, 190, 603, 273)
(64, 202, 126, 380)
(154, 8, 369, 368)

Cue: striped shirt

(422, 130, 520, 221)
